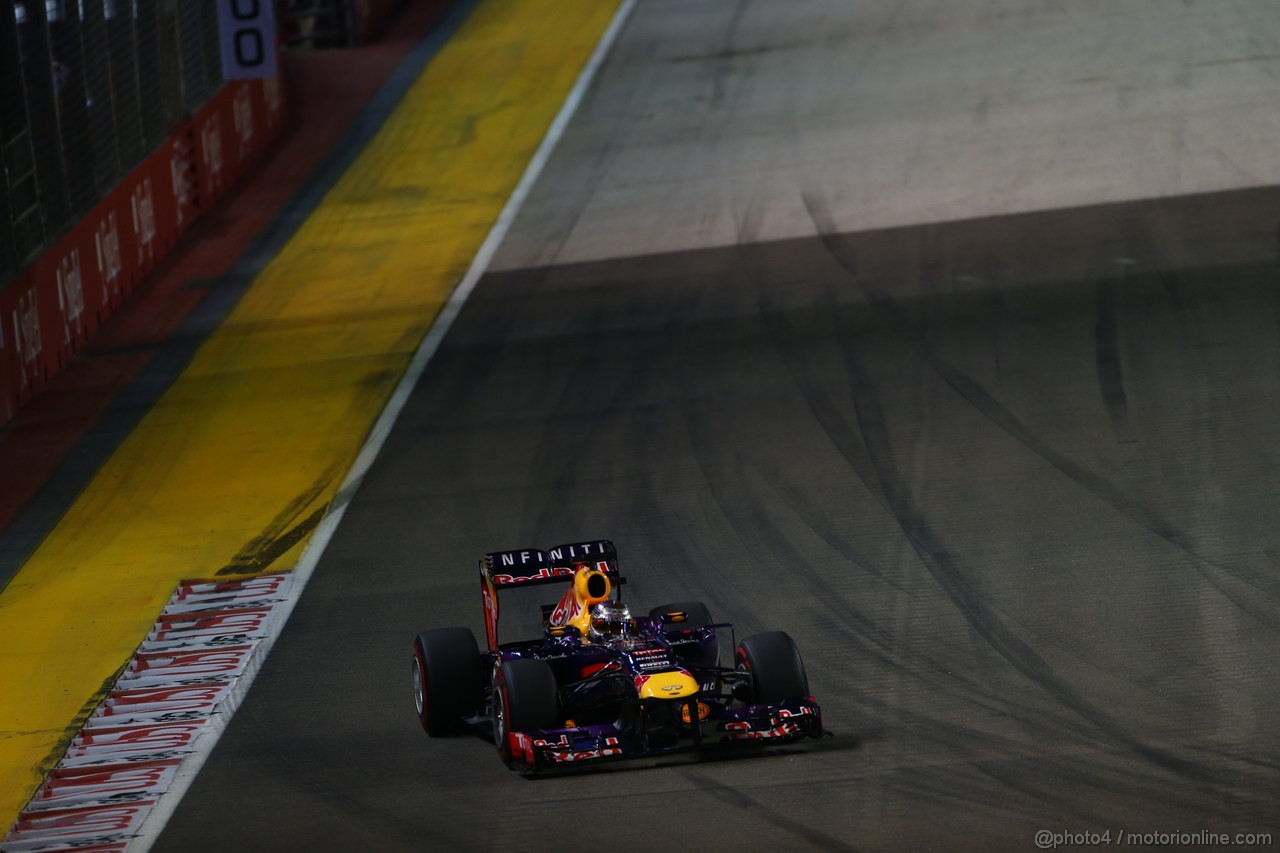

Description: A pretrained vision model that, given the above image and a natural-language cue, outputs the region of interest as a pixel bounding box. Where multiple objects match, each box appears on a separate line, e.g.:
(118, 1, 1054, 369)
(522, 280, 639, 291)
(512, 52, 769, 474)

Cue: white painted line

(124, 1, 638, 849)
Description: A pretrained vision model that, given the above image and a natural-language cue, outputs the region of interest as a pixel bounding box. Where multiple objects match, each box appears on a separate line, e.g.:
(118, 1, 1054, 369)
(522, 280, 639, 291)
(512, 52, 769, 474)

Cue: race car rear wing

(481, 540, 619, 587)
(479, 540, 621, 650)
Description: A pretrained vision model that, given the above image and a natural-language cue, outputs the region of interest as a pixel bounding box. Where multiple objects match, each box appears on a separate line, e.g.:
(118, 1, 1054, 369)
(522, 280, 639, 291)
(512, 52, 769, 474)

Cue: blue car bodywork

(412, 540, 824, 771)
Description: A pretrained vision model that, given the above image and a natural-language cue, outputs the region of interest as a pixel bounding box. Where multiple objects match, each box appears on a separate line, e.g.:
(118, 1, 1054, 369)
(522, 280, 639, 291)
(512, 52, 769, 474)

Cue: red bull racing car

(410, 540, 824, 771)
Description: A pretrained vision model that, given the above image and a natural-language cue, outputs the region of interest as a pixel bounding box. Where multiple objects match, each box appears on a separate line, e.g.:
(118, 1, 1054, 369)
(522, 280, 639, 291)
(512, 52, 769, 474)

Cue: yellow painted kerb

(0, 0, 621, 827)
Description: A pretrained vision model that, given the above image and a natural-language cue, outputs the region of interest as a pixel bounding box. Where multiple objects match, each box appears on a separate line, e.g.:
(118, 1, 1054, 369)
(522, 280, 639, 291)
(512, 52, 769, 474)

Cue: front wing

(504, 697, 824, 770)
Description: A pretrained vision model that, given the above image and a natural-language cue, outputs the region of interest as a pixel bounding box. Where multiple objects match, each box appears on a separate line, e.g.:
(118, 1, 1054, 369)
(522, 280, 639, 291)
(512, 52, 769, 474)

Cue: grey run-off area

(160, 1, 1280, 850)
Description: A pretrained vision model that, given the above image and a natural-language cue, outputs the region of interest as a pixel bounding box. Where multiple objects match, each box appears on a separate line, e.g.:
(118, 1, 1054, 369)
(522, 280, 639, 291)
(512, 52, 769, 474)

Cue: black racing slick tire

(412, 627, 481, 736)
(648, 601, 712, 630)
(493, 659, 559, 768)
(735, 631, 809, 704)
(650, 601, 717, 667)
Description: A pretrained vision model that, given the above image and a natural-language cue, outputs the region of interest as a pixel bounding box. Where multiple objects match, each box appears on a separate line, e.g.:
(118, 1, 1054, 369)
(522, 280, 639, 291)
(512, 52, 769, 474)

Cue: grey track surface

(159, 1, 1280, 850)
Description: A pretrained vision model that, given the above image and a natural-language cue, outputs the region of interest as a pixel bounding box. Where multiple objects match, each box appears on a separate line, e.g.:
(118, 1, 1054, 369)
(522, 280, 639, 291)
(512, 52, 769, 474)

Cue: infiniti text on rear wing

(478, 540, 620, 649)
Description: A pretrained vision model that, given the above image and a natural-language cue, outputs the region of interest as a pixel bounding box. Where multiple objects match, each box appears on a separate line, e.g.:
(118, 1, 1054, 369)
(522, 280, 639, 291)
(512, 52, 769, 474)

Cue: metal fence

(0, 1, 225, 288)
(279, 0, 406, 49)
(278, 0, 354, 48)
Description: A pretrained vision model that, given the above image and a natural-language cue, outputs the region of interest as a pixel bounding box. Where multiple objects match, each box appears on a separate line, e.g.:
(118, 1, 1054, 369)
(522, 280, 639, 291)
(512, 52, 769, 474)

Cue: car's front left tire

(735, 631, 809, 704)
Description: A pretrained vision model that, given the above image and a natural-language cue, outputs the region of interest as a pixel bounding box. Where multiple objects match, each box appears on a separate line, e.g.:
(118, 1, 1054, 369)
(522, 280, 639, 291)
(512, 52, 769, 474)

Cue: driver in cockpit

(587, 600, 634, 645)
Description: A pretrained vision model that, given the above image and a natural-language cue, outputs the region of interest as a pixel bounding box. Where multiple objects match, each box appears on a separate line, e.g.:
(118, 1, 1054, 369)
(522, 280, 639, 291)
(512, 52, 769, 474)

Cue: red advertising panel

(0, 74, 287, 426)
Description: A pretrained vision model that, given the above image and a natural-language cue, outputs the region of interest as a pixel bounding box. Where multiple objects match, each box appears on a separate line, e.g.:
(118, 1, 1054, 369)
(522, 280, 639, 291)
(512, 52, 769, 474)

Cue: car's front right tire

(492, 658, 559, 768)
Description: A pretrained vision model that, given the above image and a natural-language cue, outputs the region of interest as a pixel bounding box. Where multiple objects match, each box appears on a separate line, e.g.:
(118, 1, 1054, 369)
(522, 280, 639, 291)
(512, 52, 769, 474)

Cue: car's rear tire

(735, 631, 809, 704)
(493, 659, 560, 768)
(412, 627, 481, 736)
(650, 601, 717, 667)
(649, 601, 712, 629)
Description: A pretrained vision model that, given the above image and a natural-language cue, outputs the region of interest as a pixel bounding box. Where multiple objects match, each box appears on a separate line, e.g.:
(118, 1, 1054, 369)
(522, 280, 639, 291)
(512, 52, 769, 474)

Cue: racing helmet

(589, 600, 633, 642)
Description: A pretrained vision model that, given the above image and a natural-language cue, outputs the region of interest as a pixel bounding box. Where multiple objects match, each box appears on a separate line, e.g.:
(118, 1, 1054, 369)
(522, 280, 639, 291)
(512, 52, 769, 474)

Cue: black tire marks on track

(799, 190, 1275, 789)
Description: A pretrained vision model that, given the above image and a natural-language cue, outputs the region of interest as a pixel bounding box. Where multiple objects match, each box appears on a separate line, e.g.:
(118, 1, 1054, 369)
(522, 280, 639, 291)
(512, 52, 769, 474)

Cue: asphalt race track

(158, 2, 1280, 850)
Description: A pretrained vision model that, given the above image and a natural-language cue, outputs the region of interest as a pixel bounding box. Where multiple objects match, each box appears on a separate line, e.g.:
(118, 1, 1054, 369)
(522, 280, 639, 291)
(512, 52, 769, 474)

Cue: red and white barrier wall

(0, 75, 286, 426)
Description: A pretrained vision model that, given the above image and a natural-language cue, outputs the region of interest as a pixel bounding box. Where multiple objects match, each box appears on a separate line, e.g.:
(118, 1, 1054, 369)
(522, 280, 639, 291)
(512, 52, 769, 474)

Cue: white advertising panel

(218, 0, 278, 80)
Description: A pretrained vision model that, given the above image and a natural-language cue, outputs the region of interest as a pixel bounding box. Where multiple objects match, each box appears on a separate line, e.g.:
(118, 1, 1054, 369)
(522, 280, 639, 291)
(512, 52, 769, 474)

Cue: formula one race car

(410, 540, 824, 771)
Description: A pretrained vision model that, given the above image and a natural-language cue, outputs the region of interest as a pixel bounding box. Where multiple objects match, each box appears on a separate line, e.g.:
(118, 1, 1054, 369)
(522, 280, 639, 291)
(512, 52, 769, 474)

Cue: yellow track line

(0, 0, 620, 826)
